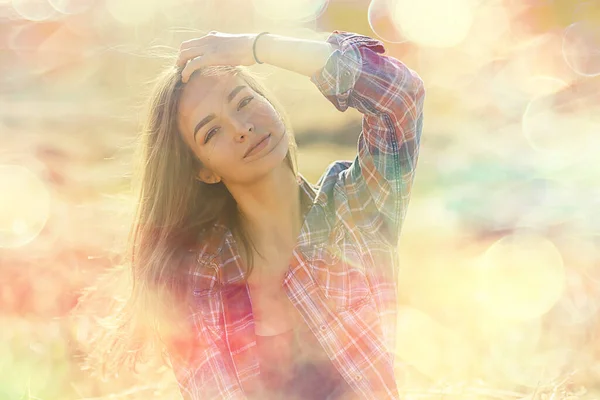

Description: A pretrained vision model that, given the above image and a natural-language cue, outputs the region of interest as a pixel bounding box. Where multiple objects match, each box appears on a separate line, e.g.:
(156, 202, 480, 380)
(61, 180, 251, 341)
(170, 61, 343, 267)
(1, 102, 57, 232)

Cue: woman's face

(177, 72, 289, 185)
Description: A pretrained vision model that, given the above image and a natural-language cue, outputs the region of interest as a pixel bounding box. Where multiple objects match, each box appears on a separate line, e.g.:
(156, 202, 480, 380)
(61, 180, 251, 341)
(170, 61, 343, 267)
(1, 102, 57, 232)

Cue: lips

(244, 133, 271, 158)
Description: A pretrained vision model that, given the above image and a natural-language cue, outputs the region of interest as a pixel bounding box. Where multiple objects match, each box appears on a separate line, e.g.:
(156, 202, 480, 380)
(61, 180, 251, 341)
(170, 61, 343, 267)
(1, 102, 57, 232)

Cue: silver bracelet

(252, 32, 270, 64)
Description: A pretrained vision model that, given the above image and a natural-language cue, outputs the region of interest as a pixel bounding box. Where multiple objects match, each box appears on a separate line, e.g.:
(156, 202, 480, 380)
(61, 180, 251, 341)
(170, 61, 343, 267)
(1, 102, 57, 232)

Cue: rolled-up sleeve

(310, 30, 425, 246)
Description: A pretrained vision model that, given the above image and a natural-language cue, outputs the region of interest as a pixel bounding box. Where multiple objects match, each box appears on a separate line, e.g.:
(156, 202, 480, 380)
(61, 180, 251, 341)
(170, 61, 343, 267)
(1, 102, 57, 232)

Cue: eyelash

(204, 96, 254, 143)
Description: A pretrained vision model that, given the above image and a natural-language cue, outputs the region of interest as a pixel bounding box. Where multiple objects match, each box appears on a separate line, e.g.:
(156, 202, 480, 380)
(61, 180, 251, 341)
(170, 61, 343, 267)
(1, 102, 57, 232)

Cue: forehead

(178, 72, 245, 136)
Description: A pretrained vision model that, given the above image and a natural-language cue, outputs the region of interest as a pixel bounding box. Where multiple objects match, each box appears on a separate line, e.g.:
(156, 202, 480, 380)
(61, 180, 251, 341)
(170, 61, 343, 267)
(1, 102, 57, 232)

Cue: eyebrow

(193, 85, 247, 141)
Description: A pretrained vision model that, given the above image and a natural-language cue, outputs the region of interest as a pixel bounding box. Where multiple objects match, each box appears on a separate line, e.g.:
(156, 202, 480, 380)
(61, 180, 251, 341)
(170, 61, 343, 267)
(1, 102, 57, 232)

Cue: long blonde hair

(76, 63, 298, 378)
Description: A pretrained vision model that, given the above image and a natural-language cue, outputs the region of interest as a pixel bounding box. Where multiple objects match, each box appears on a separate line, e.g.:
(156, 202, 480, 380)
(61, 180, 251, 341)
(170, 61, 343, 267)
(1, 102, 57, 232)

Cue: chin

(250, 134, 289, 175)
(262, 141, 288, 169)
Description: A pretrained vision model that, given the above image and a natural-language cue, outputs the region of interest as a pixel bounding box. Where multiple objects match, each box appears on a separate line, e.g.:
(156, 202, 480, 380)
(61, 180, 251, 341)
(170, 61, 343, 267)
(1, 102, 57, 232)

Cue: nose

(233, 120, 255, 143)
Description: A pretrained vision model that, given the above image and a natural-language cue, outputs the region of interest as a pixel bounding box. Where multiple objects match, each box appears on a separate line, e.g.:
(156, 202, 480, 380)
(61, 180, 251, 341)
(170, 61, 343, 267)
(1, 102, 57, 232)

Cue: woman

(85, 30, 424, 400)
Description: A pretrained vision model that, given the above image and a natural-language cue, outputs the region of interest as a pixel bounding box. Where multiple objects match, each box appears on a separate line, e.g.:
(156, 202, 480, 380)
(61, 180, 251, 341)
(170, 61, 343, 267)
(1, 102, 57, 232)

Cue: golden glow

(11, 0, 56, 21)
(562, 21, 600, 77)
(477, 233, 565, 320)
(253, 0, 328, 23)
(48, 0, 94, 14)
(396, 307, 453, 378)
(522, 75, 568, 98)
(2, 0, 598, 396)
(367, 0, 406, 44)
(458, 0, 510, 62)
(0, 165, 51, 248)
(522, 91, 598, 161)
(105, 0, 163, 25)
(393, 0, 473, 47)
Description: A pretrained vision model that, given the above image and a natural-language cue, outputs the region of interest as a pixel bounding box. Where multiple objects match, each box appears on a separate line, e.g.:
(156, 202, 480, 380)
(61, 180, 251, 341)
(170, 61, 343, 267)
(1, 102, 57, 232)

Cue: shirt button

(319, 325, 327, 331)
(355, 375, 362, 381)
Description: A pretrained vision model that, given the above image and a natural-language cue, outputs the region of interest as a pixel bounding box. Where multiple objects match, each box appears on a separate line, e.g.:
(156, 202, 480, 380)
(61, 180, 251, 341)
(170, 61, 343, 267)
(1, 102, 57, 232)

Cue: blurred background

(1, 0, 600, 399)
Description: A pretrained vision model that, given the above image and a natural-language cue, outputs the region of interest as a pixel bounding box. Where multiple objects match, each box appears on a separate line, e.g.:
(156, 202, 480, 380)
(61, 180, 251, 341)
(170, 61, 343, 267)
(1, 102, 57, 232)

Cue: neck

(226, 163, 301, 250)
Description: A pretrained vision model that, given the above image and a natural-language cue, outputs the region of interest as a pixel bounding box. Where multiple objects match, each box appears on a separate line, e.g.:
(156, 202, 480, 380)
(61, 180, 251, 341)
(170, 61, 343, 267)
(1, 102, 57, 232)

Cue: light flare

(476, 232, 565, 321)
(11, 0, 57, 21)
(105, 0, 163, 25)
(393, 0, 473, 48)
(48, 0, 95, 14)
(562, 21, 600, 77)
(253, 0, 328, 23)
(0, 165, 51, 248)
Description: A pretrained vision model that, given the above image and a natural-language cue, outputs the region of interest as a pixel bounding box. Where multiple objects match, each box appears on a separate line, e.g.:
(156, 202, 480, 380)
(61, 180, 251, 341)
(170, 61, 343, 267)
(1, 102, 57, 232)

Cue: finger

(181, 56, 206, 83)
(176, 47, 204, 67)
(179, 39, 199, 54)
(178, 31, 216, 52)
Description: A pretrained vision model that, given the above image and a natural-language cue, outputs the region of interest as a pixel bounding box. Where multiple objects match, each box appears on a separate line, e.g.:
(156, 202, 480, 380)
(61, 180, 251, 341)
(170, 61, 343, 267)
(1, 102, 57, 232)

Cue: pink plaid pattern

(171, 30, 425, 399)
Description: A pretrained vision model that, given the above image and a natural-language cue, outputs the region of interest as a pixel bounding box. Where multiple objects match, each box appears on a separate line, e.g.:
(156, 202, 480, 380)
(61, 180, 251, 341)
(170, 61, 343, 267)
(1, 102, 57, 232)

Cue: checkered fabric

(171, 30, 425, 400)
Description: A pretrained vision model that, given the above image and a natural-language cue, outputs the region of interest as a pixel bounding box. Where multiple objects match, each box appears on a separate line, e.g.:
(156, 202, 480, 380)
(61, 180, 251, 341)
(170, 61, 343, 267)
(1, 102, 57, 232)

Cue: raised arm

(257, 30, 424, 244)
(252, 32, 338, 77)
(306, 31, 425, 245)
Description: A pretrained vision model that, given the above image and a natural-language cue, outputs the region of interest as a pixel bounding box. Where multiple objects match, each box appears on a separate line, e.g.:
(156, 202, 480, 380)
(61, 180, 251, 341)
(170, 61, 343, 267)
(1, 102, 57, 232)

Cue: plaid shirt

(172, 30, 425, 399)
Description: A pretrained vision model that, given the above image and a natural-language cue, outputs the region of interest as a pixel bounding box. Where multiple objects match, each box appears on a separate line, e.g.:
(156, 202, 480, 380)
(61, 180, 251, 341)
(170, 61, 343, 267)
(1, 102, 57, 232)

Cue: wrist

(252, 32, 270, 65)
(252, 34, 335, 78)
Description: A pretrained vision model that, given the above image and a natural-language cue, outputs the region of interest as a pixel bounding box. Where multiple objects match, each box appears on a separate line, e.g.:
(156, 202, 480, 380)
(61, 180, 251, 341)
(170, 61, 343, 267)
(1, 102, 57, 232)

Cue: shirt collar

(197, 173, 334, 284)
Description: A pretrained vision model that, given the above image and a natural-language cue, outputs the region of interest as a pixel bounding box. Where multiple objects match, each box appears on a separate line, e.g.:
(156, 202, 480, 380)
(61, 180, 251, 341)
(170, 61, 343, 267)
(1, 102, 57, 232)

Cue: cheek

(200, 137, 238, 168)
(253, 103, 280, 125)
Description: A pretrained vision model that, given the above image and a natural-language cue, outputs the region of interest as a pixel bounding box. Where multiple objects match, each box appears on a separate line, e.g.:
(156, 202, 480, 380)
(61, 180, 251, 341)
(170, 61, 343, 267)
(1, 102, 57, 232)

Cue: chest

(245, 251, 302, 336)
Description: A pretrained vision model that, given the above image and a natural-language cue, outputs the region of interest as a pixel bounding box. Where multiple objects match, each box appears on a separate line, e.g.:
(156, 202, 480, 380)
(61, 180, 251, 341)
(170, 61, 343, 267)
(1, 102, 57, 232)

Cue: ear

(196, 168, 222, 185)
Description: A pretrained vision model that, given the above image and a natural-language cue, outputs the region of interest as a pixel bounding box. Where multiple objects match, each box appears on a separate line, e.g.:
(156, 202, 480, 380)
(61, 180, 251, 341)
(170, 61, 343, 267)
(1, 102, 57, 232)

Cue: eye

(203, 96, 254, 144)
(238, 96, 254, 110)
(205, 127, 219, 143)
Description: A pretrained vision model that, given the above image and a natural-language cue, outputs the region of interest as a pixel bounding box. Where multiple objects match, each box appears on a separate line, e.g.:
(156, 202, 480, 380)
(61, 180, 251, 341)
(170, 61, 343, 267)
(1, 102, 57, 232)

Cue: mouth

(244, 133, 272, 158)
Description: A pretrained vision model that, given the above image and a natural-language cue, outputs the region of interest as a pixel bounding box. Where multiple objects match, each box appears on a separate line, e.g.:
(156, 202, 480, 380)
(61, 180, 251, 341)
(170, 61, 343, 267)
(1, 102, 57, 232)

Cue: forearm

(254, 33, 338, 78)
